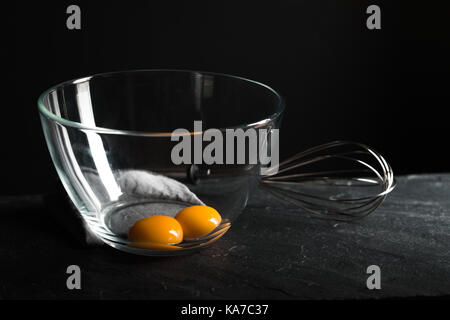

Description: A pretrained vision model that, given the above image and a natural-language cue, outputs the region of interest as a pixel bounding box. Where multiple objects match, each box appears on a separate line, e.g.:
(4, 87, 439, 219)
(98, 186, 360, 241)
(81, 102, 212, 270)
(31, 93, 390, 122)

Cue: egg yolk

(175, 205, 222, 239)
(128, 215, 183, 245)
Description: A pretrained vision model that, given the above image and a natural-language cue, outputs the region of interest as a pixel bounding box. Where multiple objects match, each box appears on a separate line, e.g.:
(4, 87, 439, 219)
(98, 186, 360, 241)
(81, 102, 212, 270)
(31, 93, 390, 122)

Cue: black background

(5, 1, 450, 195)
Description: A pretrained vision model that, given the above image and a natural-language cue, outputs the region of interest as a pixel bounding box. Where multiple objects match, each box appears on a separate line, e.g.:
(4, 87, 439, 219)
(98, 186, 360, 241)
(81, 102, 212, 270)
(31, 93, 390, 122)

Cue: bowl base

(82, 198, 227, 256)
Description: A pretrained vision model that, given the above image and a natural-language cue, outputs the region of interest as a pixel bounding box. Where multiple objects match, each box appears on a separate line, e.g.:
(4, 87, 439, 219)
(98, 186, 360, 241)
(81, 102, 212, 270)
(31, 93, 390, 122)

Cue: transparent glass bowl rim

(37, 69, 285, 137)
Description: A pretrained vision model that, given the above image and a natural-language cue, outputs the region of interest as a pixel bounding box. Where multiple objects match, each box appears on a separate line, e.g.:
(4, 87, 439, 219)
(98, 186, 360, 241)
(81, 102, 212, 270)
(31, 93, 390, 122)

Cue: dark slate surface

(0, 174, 449, 299)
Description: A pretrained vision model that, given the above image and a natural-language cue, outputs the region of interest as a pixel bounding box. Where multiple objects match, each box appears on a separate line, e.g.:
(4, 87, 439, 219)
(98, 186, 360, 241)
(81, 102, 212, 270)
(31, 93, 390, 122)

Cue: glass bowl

(38, 70, 284, 256)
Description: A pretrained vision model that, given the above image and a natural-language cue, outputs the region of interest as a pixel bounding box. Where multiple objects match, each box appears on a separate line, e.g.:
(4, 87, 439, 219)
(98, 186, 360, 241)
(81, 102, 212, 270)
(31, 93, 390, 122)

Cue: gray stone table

(0, 174, 449, 299)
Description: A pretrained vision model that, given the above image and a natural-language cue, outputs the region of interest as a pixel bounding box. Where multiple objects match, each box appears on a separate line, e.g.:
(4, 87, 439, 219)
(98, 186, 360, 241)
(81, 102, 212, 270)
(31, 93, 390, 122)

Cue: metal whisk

(260, 141, 396, 221)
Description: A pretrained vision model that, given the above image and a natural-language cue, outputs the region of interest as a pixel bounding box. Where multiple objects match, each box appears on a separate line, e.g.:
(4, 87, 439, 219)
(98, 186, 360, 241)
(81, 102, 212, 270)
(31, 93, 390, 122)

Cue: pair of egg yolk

(128, 205, 222, 249)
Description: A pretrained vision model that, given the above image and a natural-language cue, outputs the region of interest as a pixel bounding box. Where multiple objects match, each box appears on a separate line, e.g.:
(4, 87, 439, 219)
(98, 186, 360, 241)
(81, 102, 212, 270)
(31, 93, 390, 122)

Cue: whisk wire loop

(261, 141, 396, 221)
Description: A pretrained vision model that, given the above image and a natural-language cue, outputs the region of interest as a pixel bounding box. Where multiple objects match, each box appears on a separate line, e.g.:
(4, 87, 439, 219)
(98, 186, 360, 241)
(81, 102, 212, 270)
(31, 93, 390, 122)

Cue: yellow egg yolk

(128, 215, 183, 245)
(175, 205, 222, 239)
